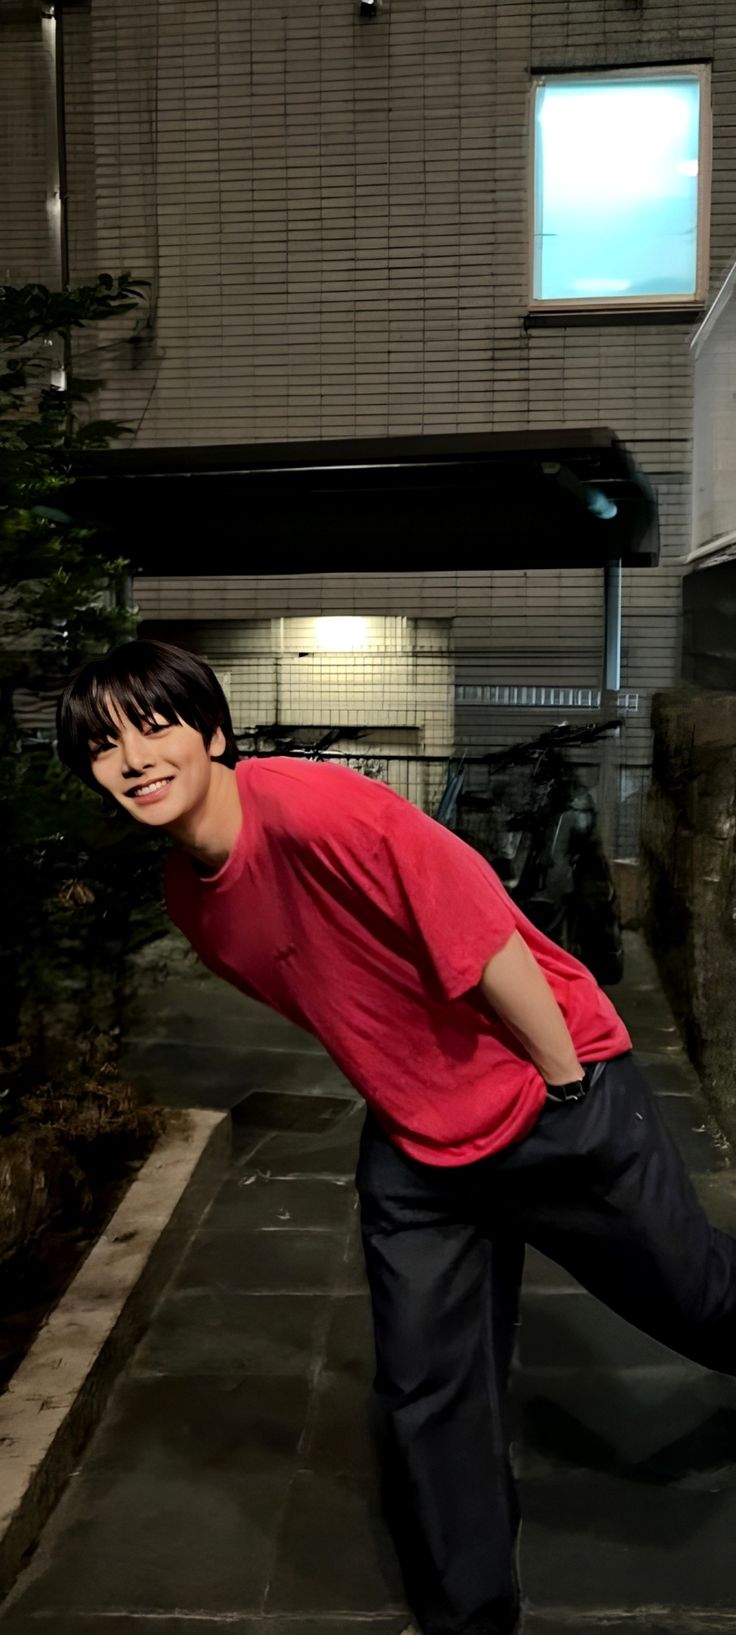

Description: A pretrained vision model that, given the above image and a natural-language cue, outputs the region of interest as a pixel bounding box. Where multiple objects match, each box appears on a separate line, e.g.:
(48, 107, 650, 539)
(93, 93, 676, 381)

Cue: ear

(209, 725, 227, 759)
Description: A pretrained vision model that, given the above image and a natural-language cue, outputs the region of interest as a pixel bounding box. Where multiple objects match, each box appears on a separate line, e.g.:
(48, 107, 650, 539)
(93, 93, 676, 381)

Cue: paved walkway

(1, 932, 735, 1633)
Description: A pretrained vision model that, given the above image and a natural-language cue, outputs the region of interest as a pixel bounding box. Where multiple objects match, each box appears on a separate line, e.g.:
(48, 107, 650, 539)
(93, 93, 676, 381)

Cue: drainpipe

(40, 2, 70, 392)
(603, 559, 622, 693)
(40, 3, 135, 631)
(599, 559, 623, 859)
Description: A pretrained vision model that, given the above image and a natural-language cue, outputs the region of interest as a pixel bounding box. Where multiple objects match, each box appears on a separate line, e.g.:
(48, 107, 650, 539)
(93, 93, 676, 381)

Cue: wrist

(544, 1064, 585, 1089)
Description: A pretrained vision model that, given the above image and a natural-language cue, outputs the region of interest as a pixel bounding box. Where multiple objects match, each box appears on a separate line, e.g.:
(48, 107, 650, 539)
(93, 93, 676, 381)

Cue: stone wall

(642, 687, 736, 1141)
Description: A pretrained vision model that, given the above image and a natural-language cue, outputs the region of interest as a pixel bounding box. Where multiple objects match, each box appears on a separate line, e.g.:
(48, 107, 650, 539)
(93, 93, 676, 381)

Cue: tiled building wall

(140, 613, 453, 741)
(60, 0, 734, 454)
(0, 1, 57, 286)
(138, 614, 454, 809)
(134, 540, 685, 848)
(6, 1, 736, 848)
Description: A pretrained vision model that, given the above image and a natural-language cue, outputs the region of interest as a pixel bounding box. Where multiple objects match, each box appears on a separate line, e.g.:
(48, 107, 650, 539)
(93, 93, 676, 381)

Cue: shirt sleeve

(380, 795, 518, 1001)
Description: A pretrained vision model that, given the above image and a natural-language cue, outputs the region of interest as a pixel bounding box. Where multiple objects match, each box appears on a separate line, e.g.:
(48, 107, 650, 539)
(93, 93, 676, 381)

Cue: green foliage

(0, 274, 148, 346)
(0, 273, 166, 1061)
(0, 275, 146, 713)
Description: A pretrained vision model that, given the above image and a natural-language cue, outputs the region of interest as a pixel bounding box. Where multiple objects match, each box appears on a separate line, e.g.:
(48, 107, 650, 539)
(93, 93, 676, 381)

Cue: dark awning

(67, 428, 659, 573)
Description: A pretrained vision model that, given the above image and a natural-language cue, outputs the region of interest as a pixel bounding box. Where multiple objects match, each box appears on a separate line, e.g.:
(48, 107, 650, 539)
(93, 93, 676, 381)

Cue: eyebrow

(87, 712, 121, 740)
(87, 714, 152, 746)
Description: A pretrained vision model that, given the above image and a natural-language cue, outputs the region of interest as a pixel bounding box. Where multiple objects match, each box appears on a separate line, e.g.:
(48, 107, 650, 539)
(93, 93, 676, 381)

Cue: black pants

(355, 1051, 736, 1635)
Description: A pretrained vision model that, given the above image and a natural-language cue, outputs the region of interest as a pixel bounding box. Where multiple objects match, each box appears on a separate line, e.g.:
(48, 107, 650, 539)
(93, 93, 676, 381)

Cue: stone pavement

(1, 931, 735, 1633)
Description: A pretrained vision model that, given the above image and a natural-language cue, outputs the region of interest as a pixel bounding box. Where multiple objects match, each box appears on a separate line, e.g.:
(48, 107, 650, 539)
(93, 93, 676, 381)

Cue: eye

(89, 721, 170, 757)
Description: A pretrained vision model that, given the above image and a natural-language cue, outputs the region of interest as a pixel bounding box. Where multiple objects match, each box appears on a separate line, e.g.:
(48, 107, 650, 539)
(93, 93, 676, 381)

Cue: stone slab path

(1, 931, 735, 1633)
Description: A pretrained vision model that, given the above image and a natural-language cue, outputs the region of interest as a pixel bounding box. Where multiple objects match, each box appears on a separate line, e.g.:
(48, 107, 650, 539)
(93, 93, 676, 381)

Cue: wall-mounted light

(359, 0, 378, 17)
(585, 486, 618, 521)
(541, 462, 618, 521)
(314, 617, 370, 651)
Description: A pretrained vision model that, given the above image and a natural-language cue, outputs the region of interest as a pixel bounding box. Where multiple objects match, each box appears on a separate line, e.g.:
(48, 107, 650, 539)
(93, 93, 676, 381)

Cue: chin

(127, 797, 181, 824)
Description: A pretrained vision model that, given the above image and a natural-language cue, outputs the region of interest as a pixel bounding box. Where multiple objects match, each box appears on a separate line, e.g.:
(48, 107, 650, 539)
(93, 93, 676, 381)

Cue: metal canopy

(67, 428, 659, 573)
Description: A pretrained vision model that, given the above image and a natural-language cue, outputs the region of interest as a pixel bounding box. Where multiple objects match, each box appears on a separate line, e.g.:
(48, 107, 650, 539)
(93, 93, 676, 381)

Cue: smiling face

(89, 698, 227, 830)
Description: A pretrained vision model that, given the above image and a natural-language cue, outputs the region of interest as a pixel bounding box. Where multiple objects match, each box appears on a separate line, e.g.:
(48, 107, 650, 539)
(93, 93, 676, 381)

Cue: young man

(57, 638, 736, 1635)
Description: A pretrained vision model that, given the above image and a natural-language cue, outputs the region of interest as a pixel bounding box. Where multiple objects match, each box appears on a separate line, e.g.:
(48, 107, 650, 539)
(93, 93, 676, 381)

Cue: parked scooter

(436, 719, 625, 985)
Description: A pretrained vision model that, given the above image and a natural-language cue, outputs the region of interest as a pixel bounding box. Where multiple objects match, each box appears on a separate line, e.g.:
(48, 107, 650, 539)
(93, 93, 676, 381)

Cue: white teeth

(133, 778, 172, 797)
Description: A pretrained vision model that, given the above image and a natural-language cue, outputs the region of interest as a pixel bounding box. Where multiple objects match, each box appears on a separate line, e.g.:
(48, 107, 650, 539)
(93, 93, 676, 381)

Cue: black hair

(55, 638, 240, 792)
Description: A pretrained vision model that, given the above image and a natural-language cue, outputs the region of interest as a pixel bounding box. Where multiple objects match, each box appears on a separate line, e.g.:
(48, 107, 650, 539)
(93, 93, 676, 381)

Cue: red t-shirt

(164, 757, 631, 1166)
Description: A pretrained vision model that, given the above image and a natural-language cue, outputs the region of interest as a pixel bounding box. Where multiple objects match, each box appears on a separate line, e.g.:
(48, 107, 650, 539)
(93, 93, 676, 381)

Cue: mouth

(126, 776, 175, 803)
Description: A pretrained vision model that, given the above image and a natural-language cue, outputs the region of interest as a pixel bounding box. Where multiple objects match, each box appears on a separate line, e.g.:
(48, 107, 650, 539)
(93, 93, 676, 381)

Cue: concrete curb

(0, 1107, 230, 1602)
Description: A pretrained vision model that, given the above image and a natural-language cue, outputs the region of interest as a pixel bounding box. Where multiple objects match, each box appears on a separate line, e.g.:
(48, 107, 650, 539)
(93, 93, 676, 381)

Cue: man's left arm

(480, 930, 583, 1087)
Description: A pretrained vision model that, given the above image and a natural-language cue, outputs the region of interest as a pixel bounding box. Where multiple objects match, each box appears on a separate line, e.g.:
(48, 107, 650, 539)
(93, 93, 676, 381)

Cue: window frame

(528, 63, 712, 315)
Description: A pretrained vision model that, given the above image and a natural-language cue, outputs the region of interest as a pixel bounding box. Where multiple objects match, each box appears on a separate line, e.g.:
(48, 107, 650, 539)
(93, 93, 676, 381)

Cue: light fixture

(585, 486, 618, 521)
(541, 462, 618, 521)
(314, 617, 370, 652)
(359, 0, 378, 16)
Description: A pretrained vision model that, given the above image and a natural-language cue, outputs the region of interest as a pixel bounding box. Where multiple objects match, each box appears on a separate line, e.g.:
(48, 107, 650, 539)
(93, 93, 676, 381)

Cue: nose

(119, 726, 156, 775)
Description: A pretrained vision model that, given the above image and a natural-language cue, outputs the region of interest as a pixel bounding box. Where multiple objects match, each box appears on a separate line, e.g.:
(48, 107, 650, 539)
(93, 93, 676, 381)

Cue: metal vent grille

(456, 685, 640, 712)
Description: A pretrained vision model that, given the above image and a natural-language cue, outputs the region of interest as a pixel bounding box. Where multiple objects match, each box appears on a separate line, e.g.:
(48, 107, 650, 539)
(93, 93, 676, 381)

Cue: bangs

(83, 671, 183, 747)
(56, 639, 240, 787)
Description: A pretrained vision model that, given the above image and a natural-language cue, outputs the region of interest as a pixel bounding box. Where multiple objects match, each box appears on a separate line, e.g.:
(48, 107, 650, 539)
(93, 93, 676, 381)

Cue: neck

(168, 762, 243, 873)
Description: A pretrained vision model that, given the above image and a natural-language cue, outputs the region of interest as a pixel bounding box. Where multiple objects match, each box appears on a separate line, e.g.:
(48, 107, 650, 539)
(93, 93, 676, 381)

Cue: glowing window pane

(533, 76, 702, 302)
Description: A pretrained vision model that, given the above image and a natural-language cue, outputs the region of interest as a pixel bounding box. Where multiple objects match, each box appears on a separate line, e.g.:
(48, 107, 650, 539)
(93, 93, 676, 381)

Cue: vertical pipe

(41, 4, 70, 391)
(53, 4, 69, 294)
(603, 558, 622, 693)
(40, 7, 61, 287)
(599, 559, 623, 859)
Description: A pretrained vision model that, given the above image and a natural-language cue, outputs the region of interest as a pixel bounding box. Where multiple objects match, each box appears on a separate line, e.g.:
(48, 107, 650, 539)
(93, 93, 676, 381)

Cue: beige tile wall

(6, 0, 736, 848)
(137, 614, 454, 808)
(0, 5, 58, 286)
(141, 614, 453, 740)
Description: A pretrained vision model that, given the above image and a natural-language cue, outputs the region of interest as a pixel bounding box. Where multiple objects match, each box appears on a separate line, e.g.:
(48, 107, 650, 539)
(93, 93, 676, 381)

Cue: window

(530, 66, 711, 310)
